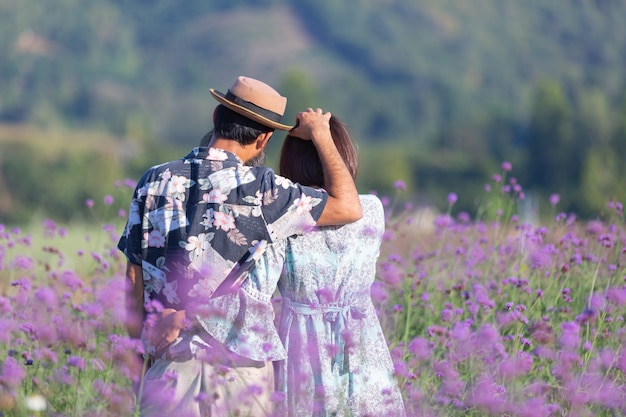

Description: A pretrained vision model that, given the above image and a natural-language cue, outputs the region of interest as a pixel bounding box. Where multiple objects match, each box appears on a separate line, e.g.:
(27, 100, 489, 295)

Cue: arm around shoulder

(316, 194, 362, 226)
(291, 109, 362, 227)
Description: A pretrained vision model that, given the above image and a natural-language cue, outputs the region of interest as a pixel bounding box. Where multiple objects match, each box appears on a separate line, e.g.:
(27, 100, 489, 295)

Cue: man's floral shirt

(117, 147, 327, 360)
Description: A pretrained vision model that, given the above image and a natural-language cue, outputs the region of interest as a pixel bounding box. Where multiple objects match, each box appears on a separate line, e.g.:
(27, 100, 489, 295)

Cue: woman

(273, 116, 406, 416)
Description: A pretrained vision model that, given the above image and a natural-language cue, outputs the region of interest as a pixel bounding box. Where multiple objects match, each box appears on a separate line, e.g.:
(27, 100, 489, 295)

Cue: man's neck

(209, 137, 252, 162)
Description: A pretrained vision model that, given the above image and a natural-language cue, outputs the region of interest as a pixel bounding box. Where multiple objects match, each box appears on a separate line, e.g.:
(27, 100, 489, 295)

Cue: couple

(117, 76, 406, 417)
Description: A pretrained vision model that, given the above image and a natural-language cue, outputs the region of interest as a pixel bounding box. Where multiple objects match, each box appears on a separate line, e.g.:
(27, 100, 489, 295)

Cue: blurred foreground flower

(26, 394, 47, 411)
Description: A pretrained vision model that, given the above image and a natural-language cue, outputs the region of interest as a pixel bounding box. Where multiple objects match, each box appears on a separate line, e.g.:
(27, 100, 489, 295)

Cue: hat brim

(210, 89, 293, 131)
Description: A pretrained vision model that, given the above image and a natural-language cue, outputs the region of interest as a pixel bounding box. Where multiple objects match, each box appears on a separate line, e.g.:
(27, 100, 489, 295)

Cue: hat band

(225, 91, 283, 123)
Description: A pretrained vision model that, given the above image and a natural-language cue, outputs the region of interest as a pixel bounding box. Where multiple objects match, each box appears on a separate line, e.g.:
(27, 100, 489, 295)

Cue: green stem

(402, 278, 413, 345)
(134, 354, 151, 417)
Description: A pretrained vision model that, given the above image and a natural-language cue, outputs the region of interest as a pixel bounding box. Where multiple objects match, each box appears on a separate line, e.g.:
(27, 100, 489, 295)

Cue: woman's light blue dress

(274, 194, 406, 417)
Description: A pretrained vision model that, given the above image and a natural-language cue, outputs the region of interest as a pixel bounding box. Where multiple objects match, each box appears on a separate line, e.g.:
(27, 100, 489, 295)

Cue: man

(117, 75, 362, 416)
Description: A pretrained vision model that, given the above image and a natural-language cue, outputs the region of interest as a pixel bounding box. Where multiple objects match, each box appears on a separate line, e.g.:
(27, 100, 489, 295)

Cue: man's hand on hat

(289, 108, 331, 142)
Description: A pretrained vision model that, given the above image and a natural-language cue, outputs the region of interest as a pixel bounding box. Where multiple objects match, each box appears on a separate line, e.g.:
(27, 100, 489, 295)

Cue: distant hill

(1, 0, 625, 222)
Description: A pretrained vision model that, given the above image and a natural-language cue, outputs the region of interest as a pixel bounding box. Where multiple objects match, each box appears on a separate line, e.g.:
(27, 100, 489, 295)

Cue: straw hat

(210, 76, 292, 130)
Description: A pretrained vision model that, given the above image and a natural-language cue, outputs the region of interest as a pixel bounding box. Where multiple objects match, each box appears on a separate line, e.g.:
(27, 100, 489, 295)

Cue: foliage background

(1, 0, 625, 224)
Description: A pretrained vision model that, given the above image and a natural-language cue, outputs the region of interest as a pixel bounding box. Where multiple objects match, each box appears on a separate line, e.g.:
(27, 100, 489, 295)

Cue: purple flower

(447, 192, 458, 205)
(370, 282, 389, 303)
(124, 178, 138, 189)
(527, 245, 553, 270)
(457, 211, 471, 223)
(501, 161, 512, 172)
(408, 337, 430, 361)
(0, 357, 26, 388)
(393, 180, 406, 190)
(434, 214, 454, 228)
(378, 261, 404, 287)
(585, 220, 605, 235)
(559, 321, 580, 350)
(67, 356, 86, 371)
(43, 219, 57, 237)
(549, 193, 560, 206)
(34, 287, 57, 307)
(85, 198, 95, 208)
(11, 255, 33, 270)
(11, 277, 31, 290)
(103, 195, 114, 206)
(61, 270, 83, 290)
(466, 375, 507, 413)
(498, 351, 533, 379)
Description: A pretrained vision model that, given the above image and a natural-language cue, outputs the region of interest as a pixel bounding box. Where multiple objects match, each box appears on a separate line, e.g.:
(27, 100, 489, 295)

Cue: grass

(1, 164, 625, 416)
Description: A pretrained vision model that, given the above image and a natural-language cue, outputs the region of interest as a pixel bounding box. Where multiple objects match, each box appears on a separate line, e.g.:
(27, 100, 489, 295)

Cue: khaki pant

(139, 357, 275, 417)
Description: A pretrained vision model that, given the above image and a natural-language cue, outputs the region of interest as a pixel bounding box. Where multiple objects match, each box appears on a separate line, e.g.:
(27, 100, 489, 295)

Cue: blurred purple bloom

(549, 193, 560, 206)
(466, 375, 507, 414)
(560, 321, 580, 350)
(11, 277, 31, 291)
(393, 180, 406, 190)
(447, 192, 458, 205)
(408, 337, 430, 362)
(124, 178, 138, 188)
(517, 397, 561, 417)
(457, 211, 471, 223)
(67, 356, 86, 371)
(61, 270, 84, 290)
(43, 219, 57, 237)
(501, 161, 512, 172)
(85, 198, 95, 208)
(527, 245, 554, 270)
(473, 283, 495, 309)
(103, 194, 114, 206)
(606, 287, 626, 307)
(370, 282, 389, 303)
(0, 357, 26, 388)
(585, 220, 605, 235)
(378, 264, 403, 287)
(34, 287, 57, 307)
(498, 351, 533, 379)
(11, 255, 33, 270)
(434, 214, 454, 228)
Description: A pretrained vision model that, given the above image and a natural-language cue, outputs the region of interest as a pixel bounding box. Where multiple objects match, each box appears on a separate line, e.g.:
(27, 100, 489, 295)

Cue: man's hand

(289, 108, 332, 142)
(288, 108, 363, 226)
(144, 308, 186, 356)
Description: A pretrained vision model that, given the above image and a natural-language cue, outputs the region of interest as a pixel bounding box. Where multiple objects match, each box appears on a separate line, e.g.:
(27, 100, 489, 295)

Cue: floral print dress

(273, 194, 407, 416)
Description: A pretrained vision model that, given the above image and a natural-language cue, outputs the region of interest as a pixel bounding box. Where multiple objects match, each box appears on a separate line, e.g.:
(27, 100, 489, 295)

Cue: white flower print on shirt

(160, 169, 172, 182)
(275, 175, 294, 189)
(203, 189, 228, 204)
(207, 148, 228, 161)
(145, 230, 165, 248)
(213, 211, 236, 231)
(168, 175, 193, 201)
(293, 193, 314, 215)
(188, 277, 215, 299)
(162, 280, 180, 304)
(181, 233, 213, 261)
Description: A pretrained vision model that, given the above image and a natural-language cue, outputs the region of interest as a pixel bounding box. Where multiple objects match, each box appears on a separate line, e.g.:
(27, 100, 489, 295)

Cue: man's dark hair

(201, 104, 274, 146)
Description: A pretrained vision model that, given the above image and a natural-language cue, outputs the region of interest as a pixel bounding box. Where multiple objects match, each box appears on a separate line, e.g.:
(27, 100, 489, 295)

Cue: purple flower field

(1, 164, 625, 416)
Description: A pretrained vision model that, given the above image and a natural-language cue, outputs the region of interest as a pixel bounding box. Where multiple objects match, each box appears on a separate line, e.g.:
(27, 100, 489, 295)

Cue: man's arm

(125, 262, 145, 339)
(290, 108, 362, 226)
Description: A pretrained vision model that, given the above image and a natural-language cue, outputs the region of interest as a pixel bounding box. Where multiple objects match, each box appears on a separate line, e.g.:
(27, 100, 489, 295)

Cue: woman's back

(275, 194, 406, 417)
(277, 194, 384, 305)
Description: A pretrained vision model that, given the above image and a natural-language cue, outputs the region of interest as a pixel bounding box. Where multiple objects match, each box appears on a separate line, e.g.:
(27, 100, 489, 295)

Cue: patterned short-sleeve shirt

(117, 147, 327, 311)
